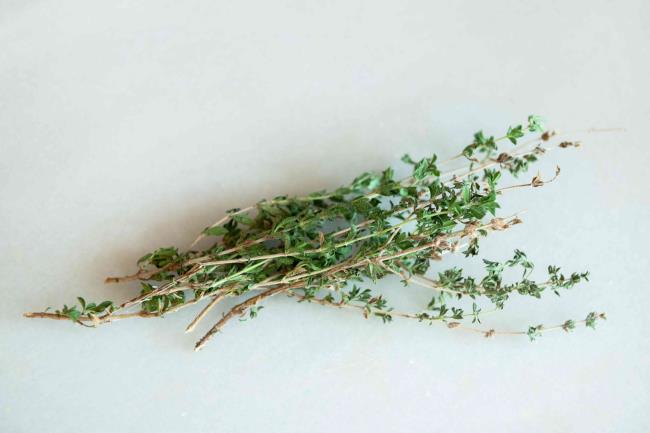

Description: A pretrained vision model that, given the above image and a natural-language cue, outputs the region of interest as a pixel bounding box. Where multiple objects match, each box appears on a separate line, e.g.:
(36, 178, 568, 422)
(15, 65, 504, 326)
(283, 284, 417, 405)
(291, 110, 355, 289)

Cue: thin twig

(194, 283, 302, 351)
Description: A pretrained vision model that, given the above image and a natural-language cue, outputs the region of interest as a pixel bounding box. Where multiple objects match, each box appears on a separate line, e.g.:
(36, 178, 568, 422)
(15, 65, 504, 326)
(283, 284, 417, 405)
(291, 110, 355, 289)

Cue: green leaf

(233, 214, 254, 226)
(461, 182, 471, 203)
(585, 312, 598, 329)
(527, 115, 545, 132)
(401, 154, 416, 165)
(136, 253, 152, 264)
(562, 320, 576, 332)
(506, 125, 524, 144)
(204, 226, 229, 236)
(527, 325, 543, 341)
(67, 308, 81, 322)
(95, 301, 114, 313)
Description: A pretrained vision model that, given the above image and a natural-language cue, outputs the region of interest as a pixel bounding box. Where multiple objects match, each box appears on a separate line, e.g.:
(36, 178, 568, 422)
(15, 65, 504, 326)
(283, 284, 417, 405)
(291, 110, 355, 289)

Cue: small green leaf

(461, 182, 471, 203)
(527, 115, 545, 132)
(401, 154, 416, 165)
(585, 312, 598, 329)
(506, 125, 525, 144)
(67, 308, 81, 322)
(136, 253, 152, 264)
(562, 320, 576, 332)
(204, 226, 228, 236)
(233, 214, 254, 226)
(95, 301, 114, 313)
(527, 325, 543, 341)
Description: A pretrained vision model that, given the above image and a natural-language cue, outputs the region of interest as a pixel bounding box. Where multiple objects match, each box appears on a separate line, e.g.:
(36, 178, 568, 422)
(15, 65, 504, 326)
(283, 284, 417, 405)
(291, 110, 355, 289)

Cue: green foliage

(35, 114, 604, 348)
(412, 155, 440, 181)
(138, 247, 179, 268)
(585, 311, 601, 329)
(562, 319, 576, 332)
(401, 154, 416, 165)
(55, 297, 114, 322)
(506, 154, 538, 177)
(506, 125, 525, 144)
(240, 306, 264, 321)
(527, 115, 545, 132)
(342, 285, 372, 304)
(204, 226, 228, 236)
(462, 130, 497, 158)
(527, 325, 543, 341)
(140, 283, 185, 314)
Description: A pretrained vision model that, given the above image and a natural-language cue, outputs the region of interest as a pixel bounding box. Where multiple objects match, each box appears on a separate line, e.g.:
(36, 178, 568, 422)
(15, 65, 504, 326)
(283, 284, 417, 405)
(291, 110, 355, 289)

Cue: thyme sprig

(25, 116, 606, 351)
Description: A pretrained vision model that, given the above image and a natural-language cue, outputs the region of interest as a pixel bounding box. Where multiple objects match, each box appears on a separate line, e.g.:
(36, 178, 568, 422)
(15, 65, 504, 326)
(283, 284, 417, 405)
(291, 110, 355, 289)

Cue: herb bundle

(25, 116, 606, 351)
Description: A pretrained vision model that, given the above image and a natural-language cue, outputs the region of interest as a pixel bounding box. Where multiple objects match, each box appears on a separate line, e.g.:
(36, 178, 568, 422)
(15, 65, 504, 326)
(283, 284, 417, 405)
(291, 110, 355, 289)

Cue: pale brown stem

(194, 284, 301, 351)
(185, 292, 229, 333)
(24, 295, 207, 326)
(105, 262, 180, 284)
(184, 272, 280, 333)
(290, 291, 602, 339)
(497, 166, 561, 192)
(118, 264, 202, 310)
(378, 261, 468, 295)
(117, 258, 270, 314)
(24, 311, 157, 323)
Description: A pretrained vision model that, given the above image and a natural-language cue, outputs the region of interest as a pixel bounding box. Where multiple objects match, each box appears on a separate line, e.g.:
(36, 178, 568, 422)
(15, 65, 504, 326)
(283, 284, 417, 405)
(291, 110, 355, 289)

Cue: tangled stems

(25, 115, 607, 351)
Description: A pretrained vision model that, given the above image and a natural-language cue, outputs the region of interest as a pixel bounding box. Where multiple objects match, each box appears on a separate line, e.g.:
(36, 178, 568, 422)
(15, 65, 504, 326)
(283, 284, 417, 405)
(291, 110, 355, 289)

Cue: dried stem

(194, 284, 300, 352)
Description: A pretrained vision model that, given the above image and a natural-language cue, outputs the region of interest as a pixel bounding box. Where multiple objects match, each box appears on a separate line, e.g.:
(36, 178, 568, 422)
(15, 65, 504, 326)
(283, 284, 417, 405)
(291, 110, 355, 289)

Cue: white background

(1, 1, 649, 432)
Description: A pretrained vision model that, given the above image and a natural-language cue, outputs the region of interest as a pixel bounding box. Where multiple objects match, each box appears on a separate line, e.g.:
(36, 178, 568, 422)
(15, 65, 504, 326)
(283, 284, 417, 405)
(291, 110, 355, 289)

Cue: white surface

(1, 1, 649, 432)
